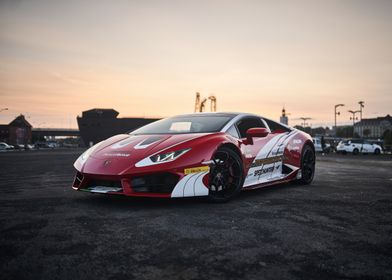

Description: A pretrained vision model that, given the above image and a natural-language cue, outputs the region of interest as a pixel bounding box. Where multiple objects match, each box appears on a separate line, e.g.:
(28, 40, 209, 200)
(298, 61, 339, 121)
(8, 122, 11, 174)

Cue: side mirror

(246, 128, 269, 144)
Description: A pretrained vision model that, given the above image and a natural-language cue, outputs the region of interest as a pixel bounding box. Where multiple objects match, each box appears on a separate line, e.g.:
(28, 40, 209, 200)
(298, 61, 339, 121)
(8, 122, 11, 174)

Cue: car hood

(81, 133, 211, 175)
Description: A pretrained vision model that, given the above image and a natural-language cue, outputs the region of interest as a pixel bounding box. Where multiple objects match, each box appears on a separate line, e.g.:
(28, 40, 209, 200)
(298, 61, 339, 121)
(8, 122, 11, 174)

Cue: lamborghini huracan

(73, 113, 315, 202)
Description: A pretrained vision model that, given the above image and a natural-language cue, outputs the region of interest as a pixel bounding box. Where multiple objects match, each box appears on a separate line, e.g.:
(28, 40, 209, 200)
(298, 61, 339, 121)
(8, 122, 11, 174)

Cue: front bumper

(72, 169, 210, 198)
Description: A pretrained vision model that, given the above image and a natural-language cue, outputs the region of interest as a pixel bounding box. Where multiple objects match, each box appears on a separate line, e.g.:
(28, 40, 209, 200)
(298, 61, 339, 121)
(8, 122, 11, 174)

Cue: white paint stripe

(254, 134, 285, 159)
(171, 174, 194, 197)
(276, 131, 299, 155)
(183, 173, 201, 197)
(193, 172, 209, 196)
(171, 171, 210, 198)
(134, 138, 162, 150)
(244, 131, 299, 188)
(270, 131, 294, 156)
(256, 133, 288, 182)
(266, 133, 293, 179)
(244, 134, 285, 187)
(266, 132, 289, 157)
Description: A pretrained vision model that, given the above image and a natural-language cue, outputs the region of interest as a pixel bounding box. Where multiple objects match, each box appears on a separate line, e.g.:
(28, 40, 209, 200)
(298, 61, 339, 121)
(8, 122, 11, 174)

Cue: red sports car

(73, 113, 315, 202)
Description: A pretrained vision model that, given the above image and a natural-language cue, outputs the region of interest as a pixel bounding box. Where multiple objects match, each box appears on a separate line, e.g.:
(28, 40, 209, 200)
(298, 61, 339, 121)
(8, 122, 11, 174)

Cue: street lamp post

(334, 104, 344, 131)
(348, 110, 360, 137)
(358, 101, 365, 137)
(358, 101, 364, 121)
(299, 117, 311, 127)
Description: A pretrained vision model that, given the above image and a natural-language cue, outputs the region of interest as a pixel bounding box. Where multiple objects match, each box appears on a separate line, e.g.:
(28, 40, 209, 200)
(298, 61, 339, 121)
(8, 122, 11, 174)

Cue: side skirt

(242, 169, 299, 191)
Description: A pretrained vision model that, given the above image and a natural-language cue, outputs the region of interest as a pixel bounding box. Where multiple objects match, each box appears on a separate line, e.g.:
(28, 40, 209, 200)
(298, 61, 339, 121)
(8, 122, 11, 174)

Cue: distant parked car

(0, 142, 14, 150)
(312, 137, 330, 153)
(35, 142, 50, 149)
(336, 139, 382, 155)
(14, 144, 26, 150)
(47, 141, 60, 148)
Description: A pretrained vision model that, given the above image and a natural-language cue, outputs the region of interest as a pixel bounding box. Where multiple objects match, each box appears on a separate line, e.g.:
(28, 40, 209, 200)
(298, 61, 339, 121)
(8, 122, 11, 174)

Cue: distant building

(279, 107, 288, 125)
(0, 115, 32, 145)
(0, 125, 9, 143)
(354, 115, 392, 138)
(77, 108, 160, 146)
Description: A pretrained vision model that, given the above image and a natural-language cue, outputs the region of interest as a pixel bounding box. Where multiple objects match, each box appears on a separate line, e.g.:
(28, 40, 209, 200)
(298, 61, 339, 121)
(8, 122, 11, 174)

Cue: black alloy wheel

(208, 147, 244, 202)
(298, 145, 315, 185)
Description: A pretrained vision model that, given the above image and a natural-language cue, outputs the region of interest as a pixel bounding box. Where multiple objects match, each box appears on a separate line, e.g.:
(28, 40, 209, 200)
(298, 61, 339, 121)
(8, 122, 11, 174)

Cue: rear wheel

(297, 145, 315, 185)
(208, 147, 244, 202)
(353, 148, 359, 155)
(374, 148, 380, 155)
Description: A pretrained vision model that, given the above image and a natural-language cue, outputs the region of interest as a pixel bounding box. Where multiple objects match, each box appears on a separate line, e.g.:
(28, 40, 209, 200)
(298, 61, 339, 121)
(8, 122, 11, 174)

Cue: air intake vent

(131, 173, 179, 193)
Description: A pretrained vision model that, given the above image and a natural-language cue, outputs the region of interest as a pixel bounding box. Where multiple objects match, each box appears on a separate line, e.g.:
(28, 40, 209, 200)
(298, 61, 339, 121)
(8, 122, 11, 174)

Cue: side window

(236, 117, 265, 138)
(227, 125, 240, 138)
(264, 118, 291, 133)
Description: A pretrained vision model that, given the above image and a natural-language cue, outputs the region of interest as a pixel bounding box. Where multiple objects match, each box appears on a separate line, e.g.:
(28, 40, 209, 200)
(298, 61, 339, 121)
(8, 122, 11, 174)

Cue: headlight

(80, 149, 91, 162)
(78, 142, 103, 163)
(135, 148, 191, 167)
(150, 148, 191, 163)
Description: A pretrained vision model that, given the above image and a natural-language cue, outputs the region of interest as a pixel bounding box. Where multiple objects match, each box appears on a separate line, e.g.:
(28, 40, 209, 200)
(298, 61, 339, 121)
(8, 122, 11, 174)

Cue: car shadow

(74, 193, 209, 210)
(73, 181, 297, 210)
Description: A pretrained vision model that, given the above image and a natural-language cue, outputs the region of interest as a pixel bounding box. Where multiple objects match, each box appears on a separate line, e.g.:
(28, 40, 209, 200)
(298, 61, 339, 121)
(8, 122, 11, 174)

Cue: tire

(374, 148, 380, 155)
(208, 147, 244, 202)
(297, 145, 315, 185)
(353, 148, 359, 155)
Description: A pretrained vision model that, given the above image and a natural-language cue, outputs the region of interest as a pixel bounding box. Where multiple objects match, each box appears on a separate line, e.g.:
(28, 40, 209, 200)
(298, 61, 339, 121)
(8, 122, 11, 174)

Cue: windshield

(130, 115, 233, 135)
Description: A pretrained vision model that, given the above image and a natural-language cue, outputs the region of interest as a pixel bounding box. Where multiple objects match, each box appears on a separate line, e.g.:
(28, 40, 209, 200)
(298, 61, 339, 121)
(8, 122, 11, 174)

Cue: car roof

(167, 112, 292, 133)
(171, 112, 241, 118)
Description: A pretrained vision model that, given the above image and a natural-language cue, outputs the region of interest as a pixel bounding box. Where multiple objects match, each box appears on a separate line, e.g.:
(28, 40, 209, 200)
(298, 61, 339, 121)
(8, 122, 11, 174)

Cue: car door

(235, 116, 283, 187)
(362, 141, 373, 153)
(354, 139, 364, 153)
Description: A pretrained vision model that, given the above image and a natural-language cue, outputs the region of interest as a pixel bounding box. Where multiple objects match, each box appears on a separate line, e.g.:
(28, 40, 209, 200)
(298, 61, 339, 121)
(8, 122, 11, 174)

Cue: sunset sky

(0, 0, 391, 128)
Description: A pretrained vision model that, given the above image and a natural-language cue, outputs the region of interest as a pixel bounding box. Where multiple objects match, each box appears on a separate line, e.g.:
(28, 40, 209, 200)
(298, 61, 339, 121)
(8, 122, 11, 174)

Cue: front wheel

(297, 145, 315, 185)
(374, 148, 381, 155)
(208, 147, 244, 202)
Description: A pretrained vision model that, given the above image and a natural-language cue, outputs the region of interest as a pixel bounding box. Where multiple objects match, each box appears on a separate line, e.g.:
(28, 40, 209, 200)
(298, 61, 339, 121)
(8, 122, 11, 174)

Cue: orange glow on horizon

(0, 0, 391, 128)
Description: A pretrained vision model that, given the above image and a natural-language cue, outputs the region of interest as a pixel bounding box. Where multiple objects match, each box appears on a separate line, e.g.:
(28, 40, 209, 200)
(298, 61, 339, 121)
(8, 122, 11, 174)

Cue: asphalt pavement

(0, 149, 391, 280)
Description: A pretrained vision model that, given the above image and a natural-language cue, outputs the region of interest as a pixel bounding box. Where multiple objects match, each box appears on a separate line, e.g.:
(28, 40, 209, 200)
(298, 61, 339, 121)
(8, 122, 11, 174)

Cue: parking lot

(0, 149, 391, 280)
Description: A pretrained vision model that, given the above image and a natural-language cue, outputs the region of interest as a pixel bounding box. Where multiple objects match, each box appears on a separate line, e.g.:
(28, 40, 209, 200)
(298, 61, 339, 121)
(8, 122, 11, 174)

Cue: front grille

(76, 172, 83, 183)
(73, 172, 84, 188)
(84, 179, 123, 193)
(131, 173, 179, 193)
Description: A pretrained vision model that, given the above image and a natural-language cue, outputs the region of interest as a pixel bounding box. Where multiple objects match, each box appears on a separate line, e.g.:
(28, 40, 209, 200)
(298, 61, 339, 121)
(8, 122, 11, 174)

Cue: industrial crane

(194, 92, 217, 112)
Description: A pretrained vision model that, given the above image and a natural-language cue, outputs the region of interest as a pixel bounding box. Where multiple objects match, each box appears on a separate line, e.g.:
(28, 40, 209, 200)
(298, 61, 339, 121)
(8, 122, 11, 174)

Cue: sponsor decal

(250, 155, 285, 168)
(287, 139, 302, 151)
(254, 166, 276, 177)
(287, 144, 301, 151)
(103, 160, 111, 166)
(103, 153, 130, 157)
(184, 166, 210, 174)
